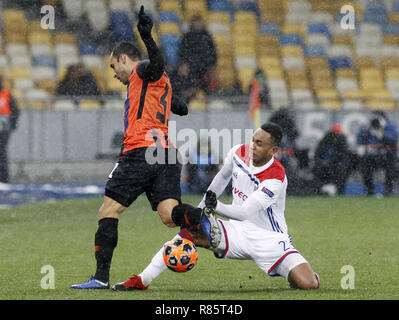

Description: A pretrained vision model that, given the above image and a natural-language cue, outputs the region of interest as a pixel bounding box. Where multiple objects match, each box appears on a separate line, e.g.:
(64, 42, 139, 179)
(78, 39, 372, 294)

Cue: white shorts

(213, 219, 308, 279)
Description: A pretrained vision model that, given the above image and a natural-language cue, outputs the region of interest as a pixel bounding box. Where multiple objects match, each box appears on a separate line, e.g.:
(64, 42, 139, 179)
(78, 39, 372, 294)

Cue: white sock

(139, 234, 180, 286)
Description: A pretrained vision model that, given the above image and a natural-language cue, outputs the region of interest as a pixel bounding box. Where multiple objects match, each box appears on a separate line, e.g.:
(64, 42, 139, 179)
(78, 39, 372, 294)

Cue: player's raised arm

(136, 6, 164, 81)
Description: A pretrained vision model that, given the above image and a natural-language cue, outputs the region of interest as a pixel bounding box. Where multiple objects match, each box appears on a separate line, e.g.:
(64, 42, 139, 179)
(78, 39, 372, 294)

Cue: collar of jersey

(250, 156, 274, 174)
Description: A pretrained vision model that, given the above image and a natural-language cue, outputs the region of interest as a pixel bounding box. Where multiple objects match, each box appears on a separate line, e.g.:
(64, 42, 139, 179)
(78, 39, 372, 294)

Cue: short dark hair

(112, 41, 142, 61)
(260, 122, 283, 146)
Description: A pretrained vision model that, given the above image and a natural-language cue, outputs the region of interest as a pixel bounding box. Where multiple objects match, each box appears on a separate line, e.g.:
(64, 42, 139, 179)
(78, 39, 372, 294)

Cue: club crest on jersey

(261, 187, 274, 198)
(233, 172, 238, 179)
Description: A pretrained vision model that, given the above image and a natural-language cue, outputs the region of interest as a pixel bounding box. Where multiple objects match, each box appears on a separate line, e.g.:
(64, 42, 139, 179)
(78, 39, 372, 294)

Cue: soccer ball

(163, 238, 198, 272)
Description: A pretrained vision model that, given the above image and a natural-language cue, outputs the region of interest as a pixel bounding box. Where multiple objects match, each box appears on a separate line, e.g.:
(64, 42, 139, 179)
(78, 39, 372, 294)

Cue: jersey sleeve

(250, 179, 284, 210)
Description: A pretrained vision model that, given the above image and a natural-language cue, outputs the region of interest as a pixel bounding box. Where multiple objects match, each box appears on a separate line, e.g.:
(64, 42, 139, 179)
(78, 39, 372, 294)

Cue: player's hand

(137, 5, 153, 39)
(205, 190, 217, 209)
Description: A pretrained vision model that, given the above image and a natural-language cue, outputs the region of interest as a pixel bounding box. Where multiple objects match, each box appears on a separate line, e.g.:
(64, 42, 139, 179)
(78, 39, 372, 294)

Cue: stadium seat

(85, 0, 109, 32)
(53, 99, 77, 111)
(78, 100, 102, 110)
(184, 0, 208, 21)
(208, 0, 235, 20)
(305, 45, 327, 57)
(238, 1, 260, 18)
(104, 99, 124, 110)
(159, 11, 181, 23)
(216, 58, 236, 89)
(258, 23, 280, 35)
(341, 100, 364, 110)
(31, 44, 53, 57)
(159, 0, 183, 20)
(280, 34, 304, 47)
(159, 22, 181, 35)
(160, 34, 180, 67)
(111, 12, 134, 41)
(236, 67, 256, 94)
(61, 0, 84, 20)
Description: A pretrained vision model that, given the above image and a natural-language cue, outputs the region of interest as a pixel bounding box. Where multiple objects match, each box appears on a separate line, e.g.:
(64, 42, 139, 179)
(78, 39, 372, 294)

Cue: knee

(289, 271, 319, 290)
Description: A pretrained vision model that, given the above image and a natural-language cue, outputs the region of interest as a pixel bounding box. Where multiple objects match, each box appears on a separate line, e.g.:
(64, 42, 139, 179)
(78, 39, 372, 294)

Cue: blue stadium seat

(238, 1, 260, 18)
(308, 23, 331, 39)
(383, 24, 399, 34)
(363, 1, 387, 25)
(258, 23, 280, 35)
(306, 45, 327, 57)
(279, 34, 303, 47)
(111, 12, 134, 41)
(79, 43, 102, 55)
(159, 11, 180, 23)
(208, 0, 234, 19)
(160, 34, 180, 66)
(328, 57, 353, 72)
(33, 56, 56, 68)
(393, 1, 399, 12)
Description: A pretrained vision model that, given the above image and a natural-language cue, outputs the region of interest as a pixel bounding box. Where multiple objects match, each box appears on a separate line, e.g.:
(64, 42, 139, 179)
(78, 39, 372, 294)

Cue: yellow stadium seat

(368, 89, 393, 100)
(237, 67, 256, 94)
(383, 35, 399, 46)
(159, 0, 183, 19)
(306, 57, 328, 69)
(385, 68, 399, 79)
(4, 32, 26, 44)
(388, 12, 399, 24)
(234, 11, 257, 27)
(281, 23, 306, 38)
(29, 101, 50, 110)
(54, 32, 77, 44)
(207, 12, 231, 26)
(36, 79, 57, 96)
(29, 20, 46, 32)
(158, 22, 181, 35)
(343, 89, 366, 100)
(281, 45, 304, 57)
(360, 79, 384, 90)
(79, 100, 102, 111)
(364, 100, 396, 111)
(336, 68, 356, 78)
(263, 67, 284, 79)
(216, 63, 236, 89)
(320, 100, 341, 111)
(28, 31, 52, 45)
(381, 57, 399, 71)
(258, 55, 281, 69)
(184, 0, 208, 21)
(316, 89, 339, 100)
(3, 9, 26, 25)
(10, 67, 31, 81)
(356, 57, 376, 69)
(333, 35, 353, 47)
(234, 45, 256, 57)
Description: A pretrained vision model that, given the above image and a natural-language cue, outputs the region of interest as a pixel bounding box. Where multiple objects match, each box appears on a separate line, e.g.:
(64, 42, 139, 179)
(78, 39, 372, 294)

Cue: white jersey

(223, 144, 288, 234)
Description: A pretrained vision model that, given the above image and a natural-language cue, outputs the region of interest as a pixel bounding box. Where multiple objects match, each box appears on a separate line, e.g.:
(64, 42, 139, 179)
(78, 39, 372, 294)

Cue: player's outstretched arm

(136, 6, 165, 81)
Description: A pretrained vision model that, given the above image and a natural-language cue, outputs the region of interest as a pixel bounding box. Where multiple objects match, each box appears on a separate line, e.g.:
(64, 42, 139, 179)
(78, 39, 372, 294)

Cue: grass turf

(0, 195, 398, 300)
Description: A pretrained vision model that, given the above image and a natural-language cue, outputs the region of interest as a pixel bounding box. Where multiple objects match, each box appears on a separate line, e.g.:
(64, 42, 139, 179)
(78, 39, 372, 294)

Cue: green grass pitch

(0, 195, 398, 300)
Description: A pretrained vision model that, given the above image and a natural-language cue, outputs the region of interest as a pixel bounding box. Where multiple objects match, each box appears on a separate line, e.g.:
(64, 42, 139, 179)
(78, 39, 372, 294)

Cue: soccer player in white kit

(112, 123, 319, 291)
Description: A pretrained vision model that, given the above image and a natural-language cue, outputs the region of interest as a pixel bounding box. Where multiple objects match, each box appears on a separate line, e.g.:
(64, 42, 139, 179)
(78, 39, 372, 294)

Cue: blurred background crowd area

(0, 0, 399, 112)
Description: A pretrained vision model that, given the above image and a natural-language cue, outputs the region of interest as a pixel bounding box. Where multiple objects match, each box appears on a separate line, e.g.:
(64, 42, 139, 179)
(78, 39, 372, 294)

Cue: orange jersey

(122, 65, 174, 153)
